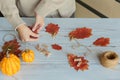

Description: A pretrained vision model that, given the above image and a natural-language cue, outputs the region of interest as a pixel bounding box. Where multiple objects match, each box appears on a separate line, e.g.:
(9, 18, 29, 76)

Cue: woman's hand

(32, 12, 44, 33)
(17, 24, 39, 42)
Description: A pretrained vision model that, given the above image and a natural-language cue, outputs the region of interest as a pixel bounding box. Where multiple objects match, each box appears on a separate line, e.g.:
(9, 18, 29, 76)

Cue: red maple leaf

(93, 37, 110, 46)
(45, 23, 60, 37)
(69, 27, 92, 40)
(0, 39, 22, 61)
(67, 54, 89, 71)
(51, 44, 62, 50)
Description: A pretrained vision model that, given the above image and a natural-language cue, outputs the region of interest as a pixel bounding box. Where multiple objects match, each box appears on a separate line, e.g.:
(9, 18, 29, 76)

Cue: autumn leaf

(0, 39, 22, 61)
(45, 23, 60, 37)
(51, 44, 62, 50)
(67, 54, 89, 71)
(0, 52, 5, 62)
(69, 27, 92, 40)
(93, 37, 110, 46)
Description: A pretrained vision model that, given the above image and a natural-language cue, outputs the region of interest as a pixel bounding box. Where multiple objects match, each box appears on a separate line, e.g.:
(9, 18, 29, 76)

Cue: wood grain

(0, 18, 120, 80)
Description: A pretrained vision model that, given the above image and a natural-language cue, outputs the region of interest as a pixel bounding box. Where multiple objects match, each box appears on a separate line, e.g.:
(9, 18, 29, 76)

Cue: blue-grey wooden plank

(0, 18, 120, 80)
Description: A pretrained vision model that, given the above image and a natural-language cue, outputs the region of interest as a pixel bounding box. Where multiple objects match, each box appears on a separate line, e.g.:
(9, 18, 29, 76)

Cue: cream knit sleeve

(34, 0, 66, 17)
(0, 0, 25, 30)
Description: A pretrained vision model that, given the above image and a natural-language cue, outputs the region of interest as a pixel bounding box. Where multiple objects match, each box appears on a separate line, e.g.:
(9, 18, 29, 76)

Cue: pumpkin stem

(25, 49, 29, 53)
(6, 48, 11, 58)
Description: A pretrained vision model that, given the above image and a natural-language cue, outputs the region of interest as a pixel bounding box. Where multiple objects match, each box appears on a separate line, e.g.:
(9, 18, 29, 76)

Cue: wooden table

(0, 18, 120, 80)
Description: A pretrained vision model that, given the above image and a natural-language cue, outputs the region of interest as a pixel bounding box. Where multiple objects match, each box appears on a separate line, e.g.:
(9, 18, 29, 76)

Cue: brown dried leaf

(0, 39, 22, 61)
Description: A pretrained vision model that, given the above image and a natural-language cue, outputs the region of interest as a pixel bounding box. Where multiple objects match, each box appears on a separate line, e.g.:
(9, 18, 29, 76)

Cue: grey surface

(0, 18, 120, 80)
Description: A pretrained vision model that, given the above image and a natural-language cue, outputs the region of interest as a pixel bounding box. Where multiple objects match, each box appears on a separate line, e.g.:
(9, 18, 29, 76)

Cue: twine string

(3, 33, 16, 42)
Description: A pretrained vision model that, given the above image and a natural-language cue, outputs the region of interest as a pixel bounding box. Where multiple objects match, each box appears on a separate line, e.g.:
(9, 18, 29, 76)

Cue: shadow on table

(0, 12, 3, 17)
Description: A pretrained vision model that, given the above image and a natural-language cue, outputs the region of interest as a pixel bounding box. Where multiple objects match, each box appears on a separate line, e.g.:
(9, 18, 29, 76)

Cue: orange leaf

(93, 37, 110, 46)
(69, 27, 92, 40)
(51, 44, 62, 50)
(45, 23, 60, 37)
(67, 54, 89, 71)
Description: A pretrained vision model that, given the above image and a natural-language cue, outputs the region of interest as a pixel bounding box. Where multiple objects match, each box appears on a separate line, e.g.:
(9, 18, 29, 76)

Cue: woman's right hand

(17, 24, 39, 42)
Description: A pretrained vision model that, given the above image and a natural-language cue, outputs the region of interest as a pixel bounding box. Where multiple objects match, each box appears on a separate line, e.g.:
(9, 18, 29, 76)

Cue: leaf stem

(6, 48, 11, 58)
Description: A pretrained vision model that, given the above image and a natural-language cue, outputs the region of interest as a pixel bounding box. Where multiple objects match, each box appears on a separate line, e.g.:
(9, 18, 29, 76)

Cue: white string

(3, 33, 16, 42)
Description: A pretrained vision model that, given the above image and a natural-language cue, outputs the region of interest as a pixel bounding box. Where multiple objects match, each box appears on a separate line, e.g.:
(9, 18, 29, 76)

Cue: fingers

(20, 31, 39, 42)
(32, 14, 44, 32)
(17, 24, 40, 42)
(21, 38, 38, 42)
(35, 24, 43, 32)
(21, 36, 38, 42)
(22, 37, 38, 42)
(32, 23, 44, 33)
(32, 23, 38, 31)
(30, 31, 39, 38)
(36, 25, 42, 32)
(32, 23, 41, 32)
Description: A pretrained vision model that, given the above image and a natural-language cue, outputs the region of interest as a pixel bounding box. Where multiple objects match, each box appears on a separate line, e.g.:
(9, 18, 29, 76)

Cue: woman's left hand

(32, 12, 44, 33)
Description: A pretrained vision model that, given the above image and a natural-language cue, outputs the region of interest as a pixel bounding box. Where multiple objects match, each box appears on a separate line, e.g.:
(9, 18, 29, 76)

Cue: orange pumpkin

(22, 49, 35, 62)
(0, 50, 21, 76)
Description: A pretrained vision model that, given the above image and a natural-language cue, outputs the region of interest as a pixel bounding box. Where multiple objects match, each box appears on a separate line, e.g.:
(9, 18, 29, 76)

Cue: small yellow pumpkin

(0, 50, 21, 76)
(22, 49, 35, 62)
